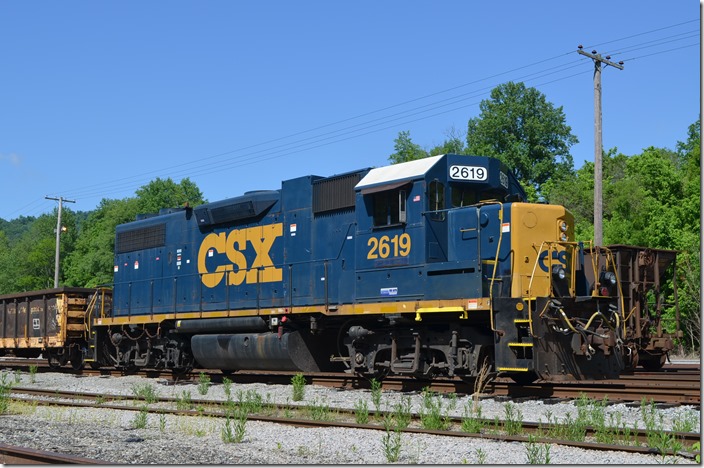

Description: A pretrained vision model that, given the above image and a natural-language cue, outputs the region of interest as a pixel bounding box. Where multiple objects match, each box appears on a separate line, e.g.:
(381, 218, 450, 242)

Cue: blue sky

(0, 1, 700, 221)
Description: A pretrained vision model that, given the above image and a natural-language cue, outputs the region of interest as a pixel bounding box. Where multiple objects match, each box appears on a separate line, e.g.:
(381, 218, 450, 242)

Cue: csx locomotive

(0, 154, 679, 382)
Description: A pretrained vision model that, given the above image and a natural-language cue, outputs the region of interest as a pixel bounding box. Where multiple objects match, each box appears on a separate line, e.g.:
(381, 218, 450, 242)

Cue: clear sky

(0, 1, 700, 221)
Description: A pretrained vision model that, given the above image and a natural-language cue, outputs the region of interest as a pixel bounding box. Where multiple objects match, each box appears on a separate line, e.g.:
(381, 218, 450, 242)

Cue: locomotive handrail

(84, 287, 111, 334)
(603, 248, 627, 336)
(587, 244, 627, 336)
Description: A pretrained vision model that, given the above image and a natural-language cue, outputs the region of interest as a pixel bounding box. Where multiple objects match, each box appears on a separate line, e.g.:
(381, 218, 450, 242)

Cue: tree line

(0, 82, 699, 351)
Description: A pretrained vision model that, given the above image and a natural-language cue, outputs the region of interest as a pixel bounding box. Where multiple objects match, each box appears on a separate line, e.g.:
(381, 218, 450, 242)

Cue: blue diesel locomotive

(87, 153, 636, 382)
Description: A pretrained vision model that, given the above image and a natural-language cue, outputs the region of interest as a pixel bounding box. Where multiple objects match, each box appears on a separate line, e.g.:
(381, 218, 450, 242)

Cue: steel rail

(0, 443, 113, 464)
(8, 387, 700, 459)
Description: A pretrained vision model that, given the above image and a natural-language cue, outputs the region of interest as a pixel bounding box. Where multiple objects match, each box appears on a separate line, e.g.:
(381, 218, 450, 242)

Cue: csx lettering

(538, 250, 567, 272)
(197, 223, 283, 288)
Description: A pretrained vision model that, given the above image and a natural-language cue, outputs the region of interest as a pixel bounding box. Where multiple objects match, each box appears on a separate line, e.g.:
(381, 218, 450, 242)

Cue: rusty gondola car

(0, 287, 111, 369)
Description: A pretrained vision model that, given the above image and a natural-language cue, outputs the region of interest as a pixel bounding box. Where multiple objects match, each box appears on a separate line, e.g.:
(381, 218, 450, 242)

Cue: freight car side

(0, 287, 111, 369)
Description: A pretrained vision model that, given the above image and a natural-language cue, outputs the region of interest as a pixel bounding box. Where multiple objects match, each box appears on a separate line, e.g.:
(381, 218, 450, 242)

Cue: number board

(449, 165, 488, 182)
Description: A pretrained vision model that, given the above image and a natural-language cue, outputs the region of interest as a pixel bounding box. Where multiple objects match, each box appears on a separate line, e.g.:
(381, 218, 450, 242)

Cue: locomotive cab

(346, 154, 626, 382)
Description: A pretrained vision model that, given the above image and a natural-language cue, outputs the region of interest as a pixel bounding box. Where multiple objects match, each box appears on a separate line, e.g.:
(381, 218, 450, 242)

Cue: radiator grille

(116, 224, 166, 253)
(312, 173, 360, 214)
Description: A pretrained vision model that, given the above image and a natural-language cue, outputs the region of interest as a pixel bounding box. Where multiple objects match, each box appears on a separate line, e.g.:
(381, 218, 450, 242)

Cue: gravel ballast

(0, 370, 698, 464)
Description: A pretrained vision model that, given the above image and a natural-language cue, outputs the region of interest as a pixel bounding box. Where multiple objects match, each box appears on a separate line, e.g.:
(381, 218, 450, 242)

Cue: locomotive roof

(355, 154, 443, 192)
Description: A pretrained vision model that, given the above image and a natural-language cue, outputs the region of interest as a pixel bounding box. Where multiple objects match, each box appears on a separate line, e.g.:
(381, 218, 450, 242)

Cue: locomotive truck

(0, 154, 679, 382)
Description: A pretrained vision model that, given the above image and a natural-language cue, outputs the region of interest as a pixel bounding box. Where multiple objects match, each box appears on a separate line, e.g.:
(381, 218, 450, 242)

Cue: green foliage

(388, 130, 429, 164)
(392, 396, 413, 429)
(381, 414, 403, 462)
(503, 401, 523, 435)
(525, 435, 551, 464)
(354, 398, 369, 424)
(222, 376, 233, 401)
(419, 388, 451, 430)
(428, 126, 467, 156)
(307, 397, 331, 421)
(0, 177, 206, 294)
(135, 177, 204, 214)
(132, 406, 149, 429)
(235, 388, 264, 414)
(131, 383, 159, 404)
(0, 213, 63, 292)
(291, 373, 306, 402)
(544, 120, 701, 350)
(0, 372, 11, 414)
(466, 81, 577, 195)
(175, 390, 193, 411)
(222, 411, 247, 443)
(369, 378, 383, 413)
(197, 372, 210, 396)
(64, 197, 140, 287)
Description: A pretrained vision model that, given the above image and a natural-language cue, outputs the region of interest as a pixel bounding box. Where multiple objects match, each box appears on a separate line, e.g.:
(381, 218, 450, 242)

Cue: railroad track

(1, 358, 700, 405)
(0, 443, 112, 464)
(6, 387, 701, 460)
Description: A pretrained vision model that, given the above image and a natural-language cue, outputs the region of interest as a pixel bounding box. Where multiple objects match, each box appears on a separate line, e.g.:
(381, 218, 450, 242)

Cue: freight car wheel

(640, 354, 667, 370)
(70, 347, 85, 371)
(71, 357, 85, 371)
(47, 351, 68, 369)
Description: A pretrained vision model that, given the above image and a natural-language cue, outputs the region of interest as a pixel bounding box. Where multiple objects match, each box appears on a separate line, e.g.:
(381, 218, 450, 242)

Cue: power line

(4, 19, 697, 219)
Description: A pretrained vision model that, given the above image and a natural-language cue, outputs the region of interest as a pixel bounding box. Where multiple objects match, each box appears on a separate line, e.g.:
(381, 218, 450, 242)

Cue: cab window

(372, 189, 407, 227)
(428, 180, 445, 221)
(451, 185, 477, 207)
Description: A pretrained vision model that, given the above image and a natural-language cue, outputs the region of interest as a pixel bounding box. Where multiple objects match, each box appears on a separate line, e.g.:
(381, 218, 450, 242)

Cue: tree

(135, 177, 205, 214)
(466, 82, 577, 196)
(2, 214, 59, 291)
(428, 126, 466, 157)
(63, 197, 140, 287)
(388, 130, 429, 164)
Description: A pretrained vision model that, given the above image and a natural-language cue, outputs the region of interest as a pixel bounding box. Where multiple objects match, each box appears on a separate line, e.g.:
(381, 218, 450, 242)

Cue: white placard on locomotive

(449, 165, 488, 181)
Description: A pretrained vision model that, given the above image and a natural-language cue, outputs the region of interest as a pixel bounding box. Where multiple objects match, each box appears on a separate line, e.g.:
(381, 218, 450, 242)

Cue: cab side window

(372, 189, 407, 227)
(451, 185, 477, 207)
(428, 180, 445, 221)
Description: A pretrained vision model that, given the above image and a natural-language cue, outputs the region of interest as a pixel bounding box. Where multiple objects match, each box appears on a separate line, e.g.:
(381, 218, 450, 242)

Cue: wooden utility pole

(45, 195, 76, 288)
(577, 45, 623, 246)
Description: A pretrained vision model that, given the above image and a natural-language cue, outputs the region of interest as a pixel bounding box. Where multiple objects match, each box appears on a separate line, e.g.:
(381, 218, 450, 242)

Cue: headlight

(560, 232, 568, 241)
(559, 221, 568, 232)
(602, 271, 617, 285)
(552, 265, 566, 281)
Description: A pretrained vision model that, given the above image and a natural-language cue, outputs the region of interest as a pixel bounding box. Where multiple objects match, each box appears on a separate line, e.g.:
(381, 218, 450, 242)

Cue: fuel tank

(190, 330, 321, 372)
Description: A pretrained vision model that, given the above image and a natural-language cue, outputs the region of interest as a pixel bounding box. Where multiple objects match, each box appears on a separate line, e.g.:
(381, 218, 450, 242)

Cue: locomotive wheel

(171, 366, 193, 379)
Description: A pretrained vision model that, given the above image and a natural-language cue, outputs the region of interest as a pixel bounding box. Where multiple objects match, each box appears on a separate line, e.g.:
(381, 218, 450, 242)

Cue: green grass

(131, 383, 159, 404)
